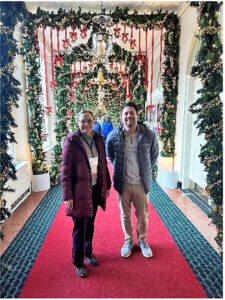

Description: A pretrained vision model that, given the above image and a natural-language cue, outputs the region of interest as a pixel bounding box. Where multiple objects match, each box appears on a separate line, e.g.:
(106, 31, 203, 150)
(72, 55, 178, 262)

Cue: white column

(180, 75, 195, 188)
(12, 22, 32, 174)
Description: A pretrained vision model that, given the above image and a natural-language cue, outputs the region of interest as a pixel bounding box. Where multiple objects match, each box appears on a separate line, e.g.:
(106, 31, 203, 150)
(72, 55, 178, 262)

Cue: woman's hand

(65, 199, 73, 209)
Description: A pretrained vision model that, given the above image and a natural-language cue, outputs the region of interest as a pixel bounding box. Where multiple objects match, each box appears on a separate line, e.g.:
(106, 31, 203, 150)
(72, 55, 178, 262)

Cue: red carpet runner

(20, 166, 207, 298)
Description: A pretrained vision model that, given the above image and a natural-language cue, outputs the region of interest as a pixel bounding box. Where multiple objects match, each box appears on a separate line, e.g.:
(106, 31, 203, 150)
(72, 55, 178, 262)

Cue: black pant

(72, 185, 99, 267)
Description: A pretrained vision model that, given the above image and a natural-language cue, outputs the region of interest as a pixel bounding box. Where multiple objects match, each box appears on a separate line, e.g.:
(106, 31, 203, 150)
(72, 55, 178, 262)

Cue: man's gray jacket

(105, 123, 159, 194)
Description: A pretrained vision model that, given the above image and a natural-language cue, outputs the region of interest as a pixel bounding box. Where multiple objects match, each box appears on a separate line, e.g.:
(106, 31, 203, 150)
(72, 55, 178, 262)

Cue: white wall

(174, 4, 198, 180)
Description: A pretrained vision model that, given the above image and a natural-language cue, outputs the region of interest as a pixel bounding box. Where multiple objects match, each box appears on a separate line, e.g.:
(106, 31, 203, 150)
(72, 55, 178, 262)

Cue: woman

(61, 110, 111, 278)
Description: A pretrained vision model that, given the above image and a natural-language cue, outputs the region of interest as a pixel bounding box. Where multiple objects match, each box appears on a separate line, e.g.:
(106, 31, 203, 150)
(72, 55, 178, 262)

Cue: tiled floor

(0, 186, 219, 256)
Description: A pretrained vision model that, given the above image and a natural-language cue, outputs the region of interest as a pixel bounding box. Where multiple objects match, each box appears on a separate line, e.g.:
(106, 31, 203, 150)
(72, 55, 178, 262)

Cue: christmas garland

(50, 40, 146, 184)
(190, 1, 223, 255)
(21, 20, 48, 175)
(21, 7, 180, 183)
(0, 2, 27, 238)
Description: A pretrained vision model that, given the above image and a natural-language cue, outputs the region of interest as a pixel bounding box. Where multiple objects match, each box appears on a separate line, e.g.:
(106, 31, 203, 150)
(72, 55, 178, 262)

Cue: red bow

(50, 80, 58, 88)
(69, 31, 77, 41)
(146, 105, 154, 112)
(129, 39, 136, 49)
(122, 33, 129, 42)
(45, 106, 53, 115)
(55, 56, 63, 66)
(62, 39, 71, 49)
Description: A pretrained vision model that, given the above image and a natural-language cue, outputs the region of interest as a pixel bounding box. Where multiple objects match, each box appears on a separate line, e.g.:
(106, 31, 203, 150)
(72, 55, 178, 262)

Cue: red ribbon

(159, 25, 163, 82)
(62, 28, 71, 49)
(126, 71, 131, 99)
(78, 60, 83, 77)
(70, 65, 74, 99)
(113, 24, 121, 38)
(136, 27, 144, 64)
(115, 61, 118, 72)
(150, 25, 155, 106)
(83, 62, 88, 72)
(42, 23, 51, 113)
(122, 24, 128, 42)
(129, 25, 136, 49)
(56, 27, 63, 66)
(119, 62, 123, 76)
(50, 27, 57, 88)
(145, 28, 148, 88)
(80, 24, 87, 38)
(57, 27, 60, 57)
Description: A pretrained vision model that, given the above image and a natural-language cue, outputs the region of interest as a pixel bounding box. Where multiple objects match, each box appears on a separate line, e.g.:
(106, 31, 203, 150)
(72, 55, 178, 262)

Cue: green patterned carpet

(0, 182, 223, 298)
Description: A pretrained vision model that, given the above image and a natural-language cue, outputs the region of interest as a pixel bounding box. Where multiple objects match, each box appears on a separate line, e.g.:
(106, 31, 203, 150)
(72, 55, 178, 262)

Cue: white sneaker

(138, 240, 153, 258)
(121, 240, 134, 257)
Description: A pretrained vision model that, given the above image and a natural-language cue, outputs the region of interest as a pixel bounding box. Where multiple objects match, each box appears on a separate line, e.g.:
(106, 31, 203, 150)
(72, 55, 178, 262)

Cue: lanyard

(80, 133, 95, 158)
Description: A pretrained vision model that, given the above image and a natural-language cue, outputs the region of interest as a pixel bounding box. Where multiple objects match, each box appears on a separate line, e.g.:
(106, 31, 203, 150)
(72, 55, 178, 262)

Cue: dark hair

(121, 102, 138, 114)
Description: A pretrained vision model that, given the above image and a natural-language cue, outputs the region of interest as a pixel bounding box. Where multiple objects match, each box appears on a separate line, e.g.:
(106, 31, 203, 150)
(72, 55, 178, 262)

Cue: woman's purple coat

(60, 129, 111, 218)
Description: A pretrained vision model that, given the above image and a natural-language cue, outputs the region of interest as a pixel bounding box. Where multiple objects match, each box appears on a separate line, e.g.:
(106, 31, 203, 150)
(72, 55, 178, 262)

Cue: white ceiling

(25, 1, 184, 14)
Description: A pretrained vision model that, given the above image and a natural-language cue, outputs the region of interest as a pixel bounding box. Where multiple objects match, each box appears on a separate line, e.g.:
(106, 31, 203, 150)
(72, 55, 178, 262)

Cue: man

(106, 102, 159, 258)
(93, 116, 103, 135)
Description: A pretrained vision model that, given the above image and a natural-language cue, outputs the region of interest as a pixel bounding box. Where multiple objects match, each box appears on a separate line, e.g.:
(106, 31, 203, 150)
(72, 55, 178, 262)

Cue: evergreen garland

(190, 1, 223, 254)
(21, 7, 180, 184)
(50, 39, 146, 184)
(21, 18, 48, 175)
(0, 2, 27, 238)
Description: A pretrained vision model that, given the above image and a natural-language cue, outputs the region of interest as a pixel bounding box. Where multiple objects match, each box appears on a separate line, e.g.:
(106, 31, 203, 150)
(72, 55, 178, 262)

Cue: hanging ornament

(129, 24, 136, 50)
(55, 27, 63, 67)
(49, 27, 57, 89)
(144, 27, 149, 90)
(69, 22, 78, 42)
(42, 23, 52, 116)
(62, 27, 71, 50)
(80, 23, 87, 39)
(136, 27, 144, 65)
(121, 23, 129, 43)
(150, 25, 155, 107)
(113, 23, 121, 38)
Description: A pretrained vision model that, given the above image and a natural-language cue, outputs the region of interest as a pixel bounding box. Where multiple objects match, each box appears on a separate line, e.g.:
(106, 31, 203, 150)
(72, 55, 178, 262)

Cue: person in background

(61, 110, 111, 278)
(103, 117, 113, 140)
(99, 113, 106, 129)
(93, 115, 102, 135)
(105, 102, 159, 259)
